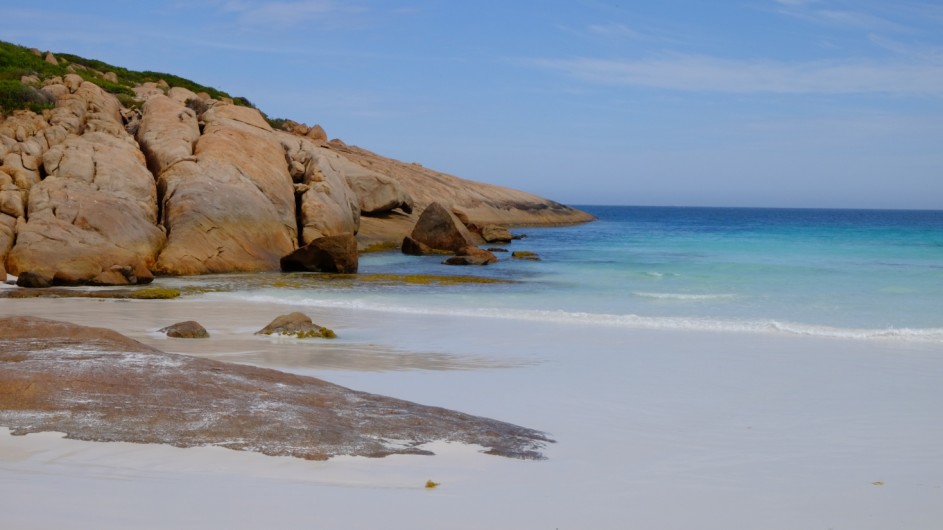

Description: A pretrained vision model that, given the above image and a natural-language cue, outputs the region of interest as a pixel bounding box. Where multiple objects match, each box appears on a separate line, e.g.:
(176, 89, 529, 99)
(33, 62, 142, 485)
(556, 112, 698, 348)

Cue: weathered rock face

(346, 171, 414, 215)
(136, 95, 200, 176)
(280, 234, 358, 274)
(327, 143, 595, 247)
(406, 201, 478, 253)
(154, 103, 297, 275)
(0, 316, 551, 460)
(0, 214, 13, 279)
(279, 134, 360, 245)
(5, 81, 166, 286)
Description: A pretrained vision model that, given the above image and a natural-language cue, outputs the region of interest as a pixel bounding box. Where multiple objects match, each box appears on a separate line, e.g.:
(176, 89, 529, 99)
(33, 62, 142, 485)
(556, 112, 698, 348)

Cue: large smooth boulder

(346, 172, 413, 215)
(406, 201, 478, 253)
(154, 103, 297, 275)
(280, 234, 358, 273)
(279, 135, 360, 245)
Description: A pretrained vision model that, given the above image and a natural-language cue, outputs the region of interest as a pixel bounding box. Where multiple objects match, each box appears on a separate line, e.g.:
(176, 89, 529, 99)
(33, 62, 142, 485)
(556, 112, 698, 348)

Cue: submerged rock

(512, 251, 541, 261)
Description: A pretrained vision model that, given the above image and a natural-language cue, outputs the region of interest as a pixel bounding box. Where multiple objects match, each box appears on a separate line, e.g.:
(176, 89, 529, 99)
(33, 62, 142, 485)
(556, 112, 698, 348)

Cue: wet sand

(2, 296, 942, 529)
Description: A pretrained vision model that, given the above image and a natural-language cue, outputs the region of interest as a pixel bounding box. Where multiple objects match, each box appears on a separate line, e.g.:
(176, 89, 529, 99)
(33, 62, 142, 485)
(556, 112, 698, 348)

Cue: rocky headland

(0, 43, 593, 286)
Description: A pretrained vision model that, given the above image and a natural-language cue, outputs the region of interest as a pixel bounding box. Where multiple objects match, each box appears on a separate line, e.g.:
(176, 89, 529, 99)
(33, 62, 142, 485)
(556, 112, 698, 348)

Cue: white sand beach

(2, 296, 942, 529)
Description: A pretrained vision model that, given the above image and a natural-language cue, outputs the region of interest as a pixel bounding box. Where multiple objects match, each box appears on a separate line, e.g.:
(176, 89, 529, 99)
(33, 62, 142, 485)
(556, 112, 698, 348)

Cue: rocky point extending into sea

(0, 43, 590, 463)
(0, 47, 592, 287)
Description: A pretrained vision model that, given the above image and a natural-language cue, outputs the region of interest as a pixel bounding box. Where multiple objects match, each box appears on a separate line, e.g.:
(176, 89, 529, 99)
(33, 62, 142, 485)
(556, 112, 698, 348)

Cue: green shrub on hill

(0, 43, 64, 82)
(0, 80, 55, 115)
(0, 40, 256, 113)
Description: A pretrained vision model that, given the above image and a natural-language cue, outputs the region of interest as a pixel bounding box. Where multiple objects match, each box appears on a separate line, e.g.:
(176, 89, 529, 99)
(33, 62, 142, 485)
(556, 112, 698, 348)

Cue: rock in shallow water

(280, 234, 358, 273)
(442, 246, 498, 266)
(256, 311, 337, 339)
(158, 320, 209, 339)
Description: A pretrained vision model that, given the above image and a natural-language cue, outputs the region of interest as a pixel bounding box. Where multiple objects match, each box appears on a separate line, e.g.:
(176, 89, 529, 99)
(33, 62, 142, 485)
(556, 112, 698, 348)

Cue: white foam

(633, 292, 737, 301)
(203, 292, 943, 344)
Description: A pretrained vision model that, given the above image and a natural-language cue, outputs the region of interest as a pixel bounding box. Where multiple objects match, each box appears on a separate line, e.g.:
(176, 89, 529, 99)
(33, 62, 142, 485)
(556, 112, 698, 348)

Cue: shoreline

(2, 296, 943, 528)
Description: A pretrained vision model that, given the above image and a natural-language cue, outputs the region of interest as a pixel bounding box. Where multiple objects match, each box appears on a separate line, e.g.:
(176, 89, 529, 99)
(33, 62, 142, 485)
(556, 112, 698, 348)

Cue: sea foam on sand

(1, 297, 942, 529)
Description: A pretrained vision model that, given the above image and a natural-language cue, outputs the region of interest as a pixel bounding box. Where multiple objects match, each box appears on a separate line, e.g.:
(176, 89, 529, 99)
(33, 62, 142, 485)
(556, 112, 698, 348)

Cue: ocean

(198, 205, 943, 344)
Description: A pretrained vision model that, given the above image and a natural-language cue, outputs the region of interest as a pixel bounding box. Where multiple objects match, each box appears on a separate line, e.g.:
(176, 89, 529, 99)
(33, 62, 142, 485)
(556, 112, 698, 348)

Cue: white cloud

(531, 54, 943, 95)
(774, 0, 818, 6)
(807, 9, 911, 32)
(202, 0, 368, 28)
(771, 1, 915, 32)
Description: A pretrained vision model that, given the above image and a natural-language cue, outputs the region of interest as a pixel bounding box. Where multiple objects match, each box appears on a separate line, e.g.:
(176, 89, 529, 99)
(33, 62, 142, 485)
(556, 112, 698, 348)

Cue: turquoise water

(209, 206, 943, 343)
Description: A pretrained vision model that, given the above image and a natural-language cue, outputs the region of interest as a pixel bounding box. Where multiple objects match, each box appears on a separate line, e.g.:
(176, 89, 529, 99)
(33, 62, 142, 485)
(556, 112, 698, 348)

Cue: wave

(202, 292, 943, 344)
(633, 292, 737, 301)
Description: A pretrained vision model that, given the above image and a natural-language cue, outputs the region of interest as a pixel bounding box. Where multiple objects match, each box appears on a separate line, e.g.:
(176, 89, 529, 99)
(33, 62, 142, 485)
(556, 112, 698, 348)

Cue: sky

(2, 0, 942, 209)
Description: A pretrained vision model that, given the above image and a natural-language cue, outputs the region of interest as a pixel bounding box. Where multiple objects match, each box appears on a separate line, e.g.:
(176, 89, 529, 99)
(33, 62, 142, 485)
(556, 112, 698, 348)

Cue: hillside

(0, 41, 593, 286)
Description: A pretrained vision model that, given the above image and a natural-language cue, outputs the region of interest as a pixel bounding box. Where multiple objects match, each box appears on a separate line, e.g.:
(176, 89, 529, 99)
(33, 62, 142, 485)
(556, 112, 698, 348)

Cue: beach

(2, 295, 942, 529)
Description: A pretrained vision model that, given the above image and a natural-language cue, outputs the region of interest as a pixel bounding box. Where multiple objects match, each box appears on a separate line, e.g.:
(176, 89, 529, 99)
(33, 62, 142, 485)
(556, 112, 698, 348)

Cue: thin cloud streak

(531, 54, 943, 95)
(215, 0, 368, 27)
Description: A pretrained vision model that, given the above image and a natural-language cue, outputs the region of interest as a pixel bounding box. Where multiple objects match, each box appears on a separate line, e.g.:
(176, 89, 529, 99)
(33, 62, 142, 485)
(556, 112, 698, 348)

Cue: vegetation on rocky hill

(0, 40, 250, 115)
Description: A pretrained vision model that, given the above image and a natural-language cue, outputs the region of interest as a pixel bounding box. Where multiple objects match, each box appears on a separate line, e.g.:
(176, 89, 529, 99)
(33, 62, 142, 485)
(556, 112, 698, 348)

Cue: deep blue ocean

(211, 205, 943, 343)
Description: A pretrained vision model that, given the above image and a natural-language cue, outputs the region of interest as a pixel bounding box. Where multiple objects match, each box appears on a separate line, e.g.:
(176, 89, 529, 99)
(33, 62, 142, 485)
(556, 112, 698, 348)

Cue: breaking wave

(632, 292, 738, 301)
(205, 292, 943, 344)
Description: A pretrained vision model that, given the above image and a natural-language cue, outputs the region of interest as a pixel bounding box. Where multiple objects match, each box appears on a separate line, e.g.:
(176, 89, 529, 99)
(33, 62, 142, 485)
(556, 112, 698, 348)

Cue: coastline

(2, 295, 942, 528)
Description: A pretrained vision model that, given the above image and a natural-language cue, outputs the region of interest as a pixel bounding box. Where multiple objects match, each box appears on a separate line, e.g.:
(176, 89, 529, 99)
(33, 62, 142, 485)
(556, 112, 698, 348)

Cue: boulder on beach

(256, 312, 337, 339)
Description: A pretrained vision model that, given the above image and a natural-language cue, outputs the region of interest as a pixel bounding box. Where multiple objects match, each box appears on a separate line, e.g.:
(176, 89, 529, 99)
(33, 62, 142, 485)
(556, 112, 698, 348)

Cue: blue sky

(3, 0, 942, 208)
